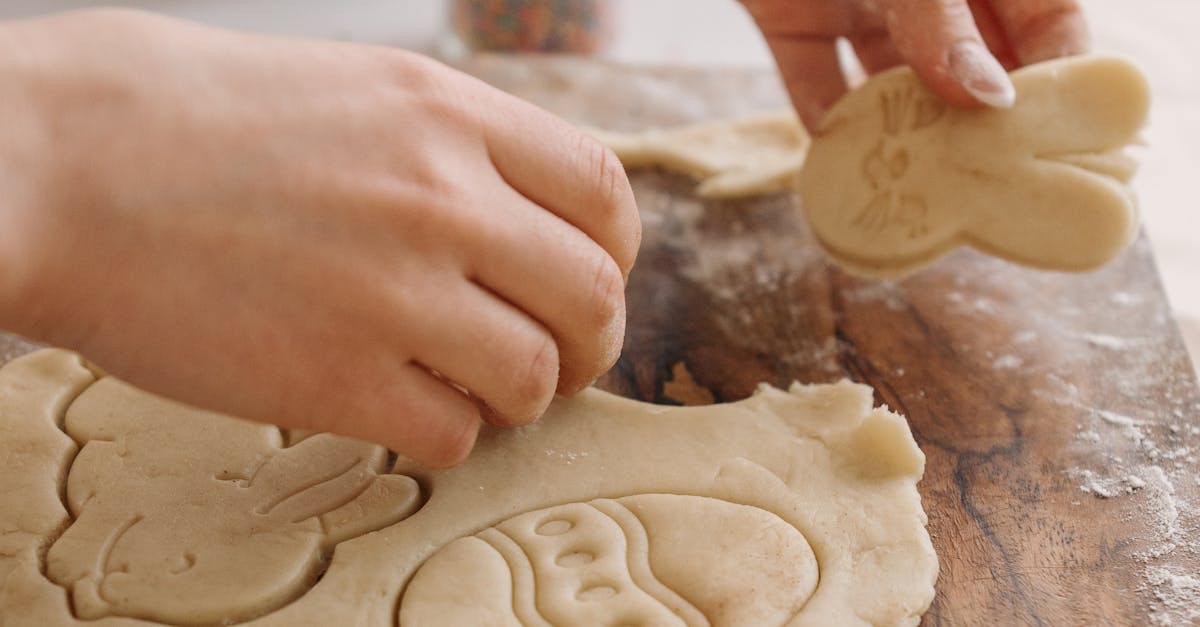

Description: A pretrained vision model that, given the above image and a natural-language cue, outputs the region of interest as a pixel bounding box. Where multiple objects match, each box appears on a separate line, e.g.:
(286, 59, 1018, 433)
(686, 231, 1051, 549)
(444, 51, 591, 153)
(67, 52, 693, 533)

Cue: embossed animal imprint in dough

(386, 381, 936, 627)
(590, 111, 810, 198)
(0, 350, 937, 626)
(43, 375, 421, 625)
(399, 495, 819, 626)
(800, 55, 1150, 278)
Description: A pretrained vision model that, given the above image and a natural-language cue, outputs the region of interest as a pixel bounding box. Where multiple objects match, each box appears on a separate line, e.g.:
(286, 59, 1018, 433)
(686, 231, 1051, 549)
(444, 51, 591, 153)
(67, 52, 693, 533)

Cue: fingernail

(948, 40, 1016, 109)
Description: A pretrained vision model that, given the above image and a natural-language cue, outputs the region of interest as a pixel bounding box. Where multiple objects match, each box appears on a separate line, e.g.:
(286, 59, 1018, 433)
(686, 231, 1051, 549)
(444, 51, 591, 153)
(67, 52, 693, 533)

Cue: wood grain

(1, 56, 1196, 626)
(459, 56, 1200, 626)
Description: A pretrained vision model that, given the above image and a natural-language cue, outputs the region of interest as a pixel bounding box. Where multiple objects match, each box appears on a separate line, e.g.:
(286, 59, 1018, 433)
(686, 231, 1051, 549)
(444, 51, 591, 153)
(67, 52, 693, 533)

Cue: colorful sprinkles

(451, 0, 614, 53)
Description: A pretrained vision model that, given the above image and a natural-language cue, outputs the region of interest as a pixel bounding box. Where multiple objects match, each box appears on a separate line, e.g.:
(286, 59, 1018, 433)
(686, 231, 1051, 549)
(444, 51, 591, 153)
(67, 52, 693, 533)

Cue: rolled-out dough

(0, 349, 937, 626)
(590, 110, 810, 199)
(800, 54, 1150, 278)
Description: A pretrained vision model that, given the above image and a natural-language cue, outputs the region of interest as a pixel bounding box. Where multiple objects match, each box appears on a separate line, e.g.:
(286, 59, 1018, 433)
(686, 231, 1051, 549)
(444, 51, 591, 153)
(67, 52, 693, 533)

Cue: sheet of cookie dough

(590, 110, 810, 199)
(0, 349, 937, 626)
(800, 54, 1150, 278)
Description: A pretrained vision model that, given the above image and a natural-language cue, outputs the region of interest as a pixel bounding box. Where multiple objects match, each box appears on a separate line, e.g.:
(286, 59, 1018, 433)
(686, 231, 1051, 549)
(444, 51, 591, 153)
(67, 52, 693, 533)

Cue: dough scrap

(0, 349, 937, 626)
(799, 54, 1150, 278)
(590, 110, 810, 198)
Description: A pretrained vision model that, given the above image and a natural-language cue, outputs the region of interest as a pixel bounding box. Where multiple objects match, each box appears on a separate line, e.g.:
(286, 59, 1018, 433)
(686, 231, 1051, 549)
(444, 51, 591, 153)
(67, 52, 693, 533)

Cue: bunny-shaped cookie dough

(800, 55, 1150, 278)
(44, 376, 421, 626)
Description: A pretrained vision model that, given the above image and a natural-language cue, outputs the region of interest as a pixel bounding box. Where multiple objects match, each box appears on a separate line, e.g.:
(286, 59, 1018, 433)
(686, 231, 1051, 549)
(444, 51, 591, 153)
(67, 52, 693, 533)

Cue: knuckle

(378, 161, 477, 249)
(597, 143, 631, 206)
(588, 252, 626, 330)
(508, 334, 559, 423)
(558, 251, 626, 386)
(577, 136, 640, 272)
(620, 208, 643, 275)
(387, 50, 458, 98)
(579, 135, 631, 213)
(408, 157, 469, 203)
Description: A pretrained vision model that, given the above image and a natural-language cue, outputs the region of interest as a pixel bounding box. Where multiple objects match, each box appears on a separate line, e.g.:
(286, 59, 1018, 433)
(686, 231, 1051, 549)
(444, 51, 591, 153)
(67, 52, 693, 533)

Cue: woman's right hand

(0, 9, 640, 468)
(740, 0, 1091, 130)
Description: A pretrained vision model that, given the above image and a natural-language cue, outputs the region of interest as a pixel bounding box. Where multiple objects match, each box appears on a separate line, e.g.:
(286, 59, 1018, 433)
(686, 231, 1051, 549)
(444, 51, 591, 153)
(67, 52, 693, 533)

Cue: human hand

(740, 0, 1091, 129)
(0, 9, 640, 468)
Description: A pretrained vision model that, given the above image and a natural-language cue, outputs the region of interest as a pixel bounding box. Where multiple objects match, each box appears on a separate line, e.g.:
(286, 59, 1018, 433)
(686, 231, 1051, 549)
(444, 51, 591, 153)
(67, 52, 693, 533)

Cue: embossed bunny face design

(45, 377, 421, 626)
(853, 86, 946, 239)
(800, 55, 1150, 278)
(398, 494, 819, 626)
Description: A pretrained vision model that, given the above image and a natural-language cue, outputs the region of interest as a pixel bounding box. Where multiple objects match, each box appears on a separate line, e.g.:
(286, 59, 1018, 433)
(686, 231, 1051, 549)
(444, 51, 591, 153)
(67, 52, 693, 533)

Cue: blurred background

(0, 0, 1195, 358)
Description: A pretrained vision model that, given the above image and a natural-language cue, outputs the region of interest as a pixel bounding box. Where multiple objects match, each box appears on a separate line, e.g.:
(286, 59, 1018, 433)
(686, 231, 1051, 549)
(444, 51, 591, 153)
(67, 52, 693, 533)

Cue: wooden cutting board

(1, 56, 1196, 626)
(457, 55, 1200, 626)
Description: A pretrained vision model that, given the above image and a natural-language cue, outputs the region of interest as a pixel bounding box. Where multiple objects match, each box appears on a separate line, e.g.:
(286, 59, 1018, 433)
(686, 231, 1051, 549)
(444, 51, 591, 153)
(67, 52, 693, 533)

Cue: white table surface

(2, 0, 1196, 364)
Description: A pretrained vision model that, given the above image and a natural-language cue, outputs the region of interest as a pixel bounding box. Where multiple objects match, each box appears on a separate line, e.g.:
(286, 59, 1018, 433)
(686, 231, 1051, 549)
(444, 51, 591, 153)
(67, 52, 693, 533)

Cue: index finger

(988, 0, 1090, 65)
(739, 0, 880, 131)
(762, 38, 848, 131)
(883, 0, 1016, 109)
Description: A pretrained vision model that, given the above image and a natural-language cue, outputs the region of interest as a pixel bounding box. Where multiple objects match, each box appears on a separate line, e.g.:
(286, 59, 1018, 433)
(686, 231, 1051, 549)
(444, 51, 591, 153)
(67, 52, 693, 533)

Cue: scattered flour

(1067, 402, 1199, 625)
(0, 336, 37, 365)
(1068, 467, 1146, 497)
(880, 227, 1196, 622)
(1012, 330, 1039, 345)
(1096, 408, 1147, 427)
(541, 449, 590, 464)
(1111, 291, 1145, 307)
(944, 291, 1000, 316)
(992, 354, 1024, 369)
(1143, 566, 1200, 627)
(840, 281, 906, 312)
(1028, 296, 1200, 625)
(1081, 332, 1145, 350)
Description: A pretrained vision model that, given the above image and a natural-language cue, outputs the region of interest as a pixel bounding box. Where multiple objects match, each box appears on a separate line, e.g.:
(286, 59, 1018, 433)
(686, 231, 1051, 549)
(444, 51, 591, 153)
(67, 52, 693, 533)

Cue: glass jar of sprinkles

(450, 0, 615, 53)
